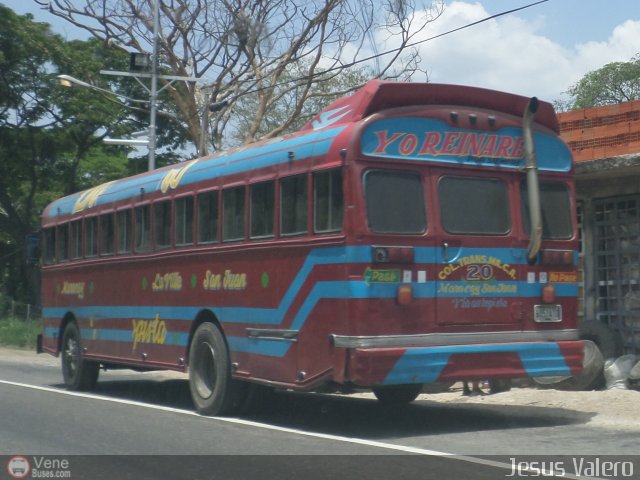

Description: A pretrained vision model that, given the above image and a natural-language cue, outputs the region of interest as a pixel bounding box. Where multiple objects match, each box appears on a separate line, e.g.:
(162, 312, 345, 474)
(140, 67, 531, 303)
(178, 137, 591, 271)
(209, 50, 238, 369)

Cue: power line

(225, 0, 549, 101)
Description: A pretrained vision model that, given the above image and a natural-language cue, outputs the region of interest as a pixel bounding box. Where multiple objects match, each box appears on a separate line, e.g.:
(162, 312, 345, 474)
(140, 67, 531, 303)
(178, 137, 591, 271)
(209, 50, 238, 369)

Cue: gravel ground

(417, 386, 640, 431)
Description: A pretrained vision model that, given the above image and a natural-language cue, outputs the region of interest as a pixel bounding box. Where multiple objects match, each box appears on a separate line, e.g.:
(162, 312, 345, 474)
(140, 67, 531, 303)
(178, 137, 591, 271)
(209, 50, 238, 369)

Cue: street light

(57, 74, 154, 167)
(57, 75, 150, 104)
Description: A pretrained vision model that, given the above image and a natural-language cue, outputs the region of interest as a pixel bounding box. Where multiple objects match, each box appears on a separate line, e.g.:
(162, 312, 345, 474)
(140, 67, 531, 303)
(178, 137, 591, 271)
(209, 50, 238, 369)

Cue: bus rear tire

(372, 384, 422, 406)
(61, 322, 99, 391)
(188, 322, 246, 416)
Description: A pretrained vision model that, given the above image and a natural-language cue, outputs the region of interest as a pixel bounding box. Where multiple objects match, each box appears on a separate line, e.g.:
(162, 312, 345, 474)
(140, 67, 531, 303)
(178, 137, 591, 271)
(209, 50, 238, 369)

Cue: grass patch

(0, 317, 42, 349)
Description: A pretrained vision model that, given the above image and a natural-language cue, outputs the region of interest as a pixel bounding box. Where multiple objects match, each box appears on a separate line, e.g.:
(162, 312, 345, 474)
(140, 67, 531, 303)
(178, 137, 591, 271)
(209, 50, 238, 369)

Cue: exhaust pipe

(523, 97, 542, 264)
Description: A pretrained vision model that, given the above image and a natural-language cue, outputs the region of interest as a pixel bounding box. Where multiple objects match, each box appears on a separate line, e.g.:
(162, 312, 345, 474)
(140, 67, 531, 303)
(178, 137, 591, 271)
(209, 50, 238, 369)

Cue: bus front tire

(188, 322, 246, 416)
(372, 384, 423, 406)
(61, 322, 99, 391)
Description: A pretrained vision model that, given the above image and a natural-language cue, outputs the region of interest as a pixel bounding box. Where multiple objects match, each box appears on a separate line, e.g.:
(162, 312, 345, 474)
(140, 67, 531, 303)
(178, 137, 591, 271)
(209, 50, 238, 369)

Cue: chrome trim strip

(330, 329, 579, 349)
(246, 328, 299, 341)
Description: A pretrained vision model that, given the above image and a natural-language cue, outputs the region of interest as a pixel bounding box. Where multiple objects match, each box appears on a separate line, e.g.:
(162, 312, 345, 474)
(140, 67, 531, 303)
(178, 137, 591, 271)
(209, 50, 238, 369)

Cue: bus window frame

(116, 208, 133, 255)
(313, 167, 344, 235)
(43, 227, 56, 265)
(56, 223, 69, 263)
(250, 178, 276, 240)
(222, 183, 247, 243)
(99, 211, 116, 257)
(196, 188, 220, 246)
(279, 173, 309, 237)
(174, 193, 195, 248)
(84, 215, 99, 258)
(133, 203, 152, 254)
(520, 179, 574, 240)
(70, 219, 83, 260)
(437, 174, 512, 236)
(363, 168, 428, 236)
(153, 198, 173, 251)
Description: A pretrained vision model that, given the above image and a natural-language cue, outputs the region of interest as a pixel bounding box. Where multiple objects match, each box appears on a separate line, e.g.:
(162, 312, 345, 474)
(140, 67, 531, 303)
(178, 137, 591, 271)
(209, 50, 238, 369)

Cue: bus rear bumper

(346, 340, 584, 386)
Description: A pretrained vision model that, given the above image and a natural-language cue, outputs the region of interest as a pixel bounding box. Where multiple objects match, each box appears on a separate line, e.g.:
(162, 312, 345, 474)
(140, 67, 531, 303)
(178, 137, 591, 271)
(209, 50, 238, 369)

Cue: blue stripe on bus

(42, 245, 577, 355)
(382, 343, 572, 385)
(46, 126, 346, 218)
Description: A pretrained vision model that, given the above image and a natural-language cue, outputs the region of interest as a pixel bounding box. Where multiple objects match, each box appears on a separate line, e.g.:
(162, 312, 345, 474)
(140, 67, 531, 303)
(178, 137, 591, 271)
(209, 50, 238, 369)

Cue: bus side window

(100, 213, 115, 255)
(70, 220, 82, 259)
(175, 196, 194, 247)
(314, 169, 343, 233)
(222, 186, 246, 242)
(250, 181, 275, 239)
(43, 228, 56, 264)
(154, 200, 172, 250)
(281, 174, 308, 236)
(57, 224, 69, 262)
(85, 217, 98, 257)
(197, 191, 218, 244)
(117, 209, 132, 254)
(135, 205, 151, 252)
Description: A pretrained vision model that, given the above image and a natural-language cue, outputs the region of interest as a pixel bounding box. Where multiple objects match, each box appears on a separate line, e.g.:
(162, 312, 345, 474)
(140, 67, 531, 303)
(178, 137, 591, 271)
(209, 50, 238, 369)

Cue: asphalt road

(1, 350, 638, 480)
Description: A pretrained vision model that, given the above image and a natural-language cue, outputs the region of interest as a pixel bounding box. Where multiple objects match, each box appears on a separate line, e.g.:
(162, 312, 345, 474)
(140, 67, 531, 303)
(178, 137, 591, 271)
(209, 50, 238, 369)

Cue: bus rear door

(434, 170, 523, 329)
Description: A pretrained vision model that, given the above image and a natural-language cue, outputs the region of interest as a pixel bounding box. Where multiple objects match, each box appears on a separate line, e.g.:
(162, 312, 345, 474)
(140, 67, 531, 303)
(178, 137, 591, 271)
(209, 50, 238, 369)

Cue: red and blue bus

(38, 80, 583, 415)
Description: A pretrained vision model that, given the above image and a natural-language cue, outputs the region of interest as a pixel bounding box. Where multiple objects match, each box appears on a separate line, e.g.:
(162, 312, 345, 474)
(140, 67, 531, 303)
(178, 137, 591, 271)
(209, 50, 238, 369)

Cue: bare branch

(40, 0, 445, 151)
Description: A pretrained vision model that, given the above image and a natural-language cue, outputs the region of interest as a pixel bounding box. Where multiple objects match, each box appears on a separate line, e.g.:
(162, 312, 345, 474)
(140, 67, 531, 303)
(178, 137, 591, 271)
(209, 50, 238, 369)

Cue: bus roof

(302, 80, 560, 133)
(43, 81, 561, 224)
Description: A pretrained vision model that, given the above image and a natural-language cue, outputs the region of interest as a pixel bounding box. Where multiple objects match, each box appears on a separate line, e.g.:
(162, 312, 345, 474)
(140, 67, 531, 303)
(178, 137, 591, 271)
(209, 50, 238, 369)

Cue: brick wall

(558, 100, 640, 162)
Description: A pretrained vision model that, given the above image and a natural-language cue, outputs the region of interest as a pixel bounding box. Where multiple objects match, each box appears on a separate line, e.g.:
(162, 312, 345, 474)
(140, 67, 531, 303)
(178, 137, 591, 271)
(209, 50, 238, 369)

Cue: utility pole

(100, 0, 198, 171)
(148, 0, 159, 171)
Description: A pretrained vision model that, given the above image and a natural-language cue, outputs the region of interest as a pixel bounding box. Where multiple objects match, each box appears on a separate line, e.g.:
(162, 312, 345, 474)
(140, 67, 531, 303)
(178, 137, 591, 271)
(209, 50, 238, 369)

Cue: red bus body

(40, 81, 583, 401)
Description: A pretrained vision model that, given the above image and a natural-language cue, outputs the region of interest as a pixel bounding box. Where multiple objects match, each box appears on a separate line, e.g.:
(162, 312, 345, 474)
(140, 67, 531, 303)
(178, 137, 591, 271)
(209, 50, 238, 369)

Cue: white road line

(0, 379, 596, 480)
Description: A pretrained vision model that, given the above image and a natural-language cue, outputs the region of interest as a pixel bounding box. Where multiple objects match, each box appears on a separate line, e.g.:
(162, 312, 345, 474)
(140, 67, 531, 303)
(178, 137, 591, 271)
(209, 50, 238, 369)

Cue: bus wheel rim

(64, 336, 78, 377)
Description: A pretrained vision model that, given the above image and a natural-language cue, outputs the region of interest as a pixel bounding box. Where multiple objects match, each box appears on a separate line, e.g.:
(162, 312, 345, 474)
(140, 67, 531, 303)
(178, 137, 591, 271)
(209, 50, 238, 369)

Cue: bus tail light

(540, 249, 574, 266)
(372, 246, 414, 264)
(397, 285, 413, 305)
(542, 284, 556, 304)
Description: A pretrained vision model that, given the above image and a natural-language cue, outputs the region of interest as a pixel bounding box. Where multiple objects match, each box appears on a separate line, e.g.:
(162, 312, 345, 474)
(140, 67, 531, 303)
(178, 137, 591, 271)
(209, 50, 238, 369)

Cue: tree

(0, 7, 149, 305)
(567, 54, 640, 109)
(229, 59, 373, 144)
(37, 0, 445, 153)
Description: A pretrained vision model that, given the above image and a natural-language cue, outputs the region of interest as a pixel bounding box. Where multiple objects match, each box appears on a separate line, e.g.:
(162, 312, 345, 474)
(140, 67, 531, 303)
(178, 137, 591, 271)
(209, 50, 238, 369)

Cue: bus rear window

(439, 176, 510, 235)
(364, 170, 426, 234)
(521, 181, 573, 239)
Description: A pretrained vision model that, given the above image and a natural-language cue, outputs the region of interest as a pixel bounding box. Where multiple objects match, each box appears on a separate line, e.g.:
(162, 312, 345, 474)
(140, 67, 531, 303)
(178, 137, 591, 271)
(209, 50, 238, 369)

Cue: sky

(3, 0, 639, 103)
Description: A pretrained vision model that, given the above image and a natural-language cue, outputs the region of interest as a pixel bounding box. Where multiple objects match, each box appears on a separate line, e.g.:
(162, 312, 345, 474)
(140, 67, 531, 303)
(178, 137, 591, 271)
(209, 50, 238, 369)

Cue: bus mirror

(25, 233, 40, 266)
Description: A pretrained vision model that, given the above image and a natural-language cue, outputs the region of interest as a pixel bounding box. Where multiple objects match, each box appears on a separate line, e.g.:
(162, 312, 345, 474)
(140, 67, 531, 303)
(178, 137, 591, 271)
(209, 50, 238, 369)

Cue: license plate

(534, 305, 562, 323)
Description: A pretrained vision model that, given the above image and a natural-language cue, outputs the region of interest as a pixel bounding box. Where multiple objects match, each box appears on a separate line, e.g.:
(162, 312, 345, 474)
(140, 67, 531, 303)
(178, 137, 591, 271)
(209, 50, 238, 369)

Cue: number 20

(467, 264, 493, 281)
